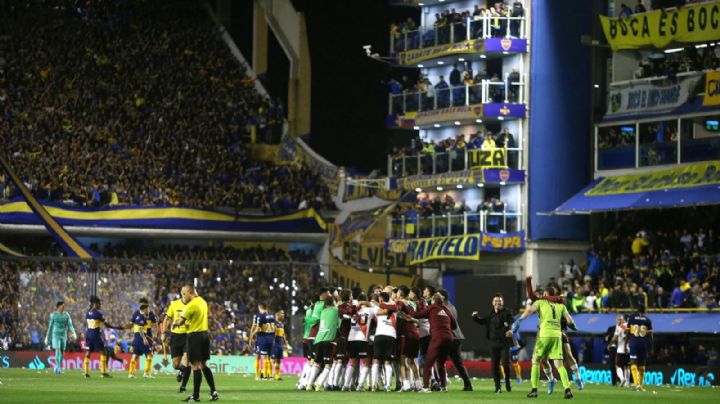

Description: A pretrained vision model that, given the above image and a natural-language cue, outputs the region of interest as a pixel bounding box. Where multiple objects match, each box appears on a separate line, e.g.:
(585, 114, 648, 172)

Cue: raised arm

(510, 304, 538, 333)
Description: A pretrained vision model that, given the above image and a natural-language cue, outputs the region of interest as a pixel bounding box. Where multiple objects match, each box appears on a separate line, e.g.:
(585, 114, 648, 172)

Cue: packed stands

(553, 208, 720, 312)
(0, 244, 325, 355)
(0, 0, 334, 212)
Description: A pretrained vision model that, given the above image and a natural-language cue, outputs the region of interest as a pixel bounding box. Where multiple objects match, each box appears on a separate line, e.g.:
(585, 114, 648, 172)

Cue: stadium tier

(0, 0, 719, 401)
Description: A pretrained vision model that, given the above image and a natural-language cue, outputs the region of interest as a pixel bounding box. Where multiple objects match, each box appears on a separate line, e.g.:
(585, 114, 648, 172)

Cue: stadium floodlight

(438, 61, 444, 65)
(248, 276, 253, 282)
(594, 84, 600, 88)
(477, 183, 484, 187)
(415, 187, 422, 192)
(458, 58, 465, 62)
(500, 181, 506, 186)
(456, 184, 463, 189)
(433, 123, 440, 127)
(369, 268, 374, 273)
(437, 186, 443, 191)
(413, 126, 420, 130)
(319, 271, 324, 276)
(480, 54, 487, 59)
(362, 44, 372, 56)
(664, 48, 683, 53)
(476, 119, 483, 123)
(454, 121, 461, 125)
(417, 64, 424, 68)
(695, 44, 708, 48)
(498, 116, 504, 120)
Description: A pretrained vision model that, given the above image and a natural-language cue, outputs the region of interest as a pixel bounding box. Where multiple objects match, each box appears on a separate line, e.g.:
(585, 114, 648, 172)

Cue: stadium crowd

(632, 45, 720, 80)
(390, 0, 526, 52)
(0, 244, 325, 355)
(551, 210, 720, 312)
(0, 0, 334, 212)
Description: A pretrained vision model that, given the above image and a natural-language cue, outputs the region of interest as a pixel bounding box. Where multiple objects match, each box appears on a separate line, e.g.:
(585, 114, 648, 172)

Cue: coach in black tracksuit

(472, 293, 514, 393)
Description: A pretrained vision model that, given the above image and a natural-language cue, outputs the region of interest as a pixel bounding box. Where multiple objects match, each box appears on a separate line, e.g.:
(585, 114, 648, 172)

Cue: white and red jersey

(614, 322, 629, 354)
(374, 304, 397, 339)
(416, 298, 430, 338)
(348, 306, 375, 342)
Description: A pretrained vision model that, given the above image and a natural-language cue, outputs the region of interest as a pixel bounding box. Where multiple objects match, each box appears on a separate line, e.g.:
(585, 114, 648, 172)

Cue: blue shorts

(85, 333, 104, 353)
(271, 340, 284, 360)
(255, 334, 274, 356)
(629, 339, 648, 363)
(132, 340, 152, 356)
(51, 335, 67, 351)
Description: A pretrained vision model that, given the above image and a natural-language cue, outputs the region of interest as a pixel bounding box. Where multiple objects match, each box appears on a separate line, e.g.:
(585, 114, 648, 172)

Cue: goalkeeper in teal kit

(45, 301, 77, 375)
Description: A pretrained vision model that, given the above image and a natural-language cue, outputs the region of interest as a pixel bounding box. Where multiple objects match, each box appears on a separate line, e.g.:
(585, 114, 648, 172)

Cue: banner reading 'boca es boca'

(600, 1, 720, 51)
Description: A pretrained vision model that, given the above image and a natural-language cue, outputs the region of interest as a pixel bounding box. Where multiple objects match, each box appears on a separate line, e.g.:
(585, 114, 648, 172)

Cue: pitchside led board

(600, 1, 720, 51)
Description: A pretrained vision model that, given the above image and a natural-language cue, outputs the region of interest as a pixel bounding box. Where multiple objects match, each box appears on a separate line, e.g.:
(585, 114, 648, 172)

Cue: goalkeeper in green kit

(511, 285, 577, 399)
(45, 301, 77, 375)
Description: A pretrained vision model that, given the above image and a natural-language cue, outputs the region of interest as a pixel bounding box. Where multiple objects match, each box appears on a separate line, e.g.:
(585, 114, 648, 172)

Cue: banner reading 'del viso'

(600, 1, 720, 50)
(705, 71, 720, 106)
(606, 75, 702, 117)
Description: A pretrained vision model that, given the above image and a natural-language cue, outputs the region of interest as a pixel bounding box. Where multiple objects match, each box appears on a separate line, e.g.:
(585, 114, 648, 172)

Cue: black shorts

(334, 337, 348, 360)
(616, 353, 630, 367)
(373, 335, 396, 362)
(562, 332, 569, 345)
(347, 340, 369, 359)
(303, 339, 314, 360)
(187, 332, 210, 363)
(419, 335, 431, 356)
(401, 336, 420, 358)
(170, 333, 188, 358)
(314, 341, 336, 367)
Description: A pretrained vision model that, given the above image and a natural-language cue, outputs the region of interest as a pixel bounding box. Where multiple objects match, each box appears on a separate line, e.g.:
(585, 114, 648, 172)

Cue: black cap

(56, 301, 65, 308)
(90, 296, 101, 304)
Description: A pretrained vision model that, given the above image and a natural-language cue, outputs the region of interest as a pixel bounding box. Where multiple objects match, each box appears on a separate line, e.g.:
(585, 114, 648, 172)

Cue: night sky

(300, 1, 419, 172)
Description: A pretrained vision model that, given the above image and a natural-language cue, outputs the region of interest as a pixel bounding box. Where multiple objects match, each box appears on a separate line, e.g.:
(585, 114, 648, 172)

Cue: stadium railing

(390, 15, 527, 54)
(389, 78, 526, 116)
(388, 211, 523, 238)
(389, 146, 522, 176)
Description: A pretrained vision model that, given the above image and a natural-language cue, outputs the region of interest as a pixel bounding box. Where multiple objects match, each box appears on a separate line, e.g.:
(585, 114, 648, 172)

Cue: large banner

(705, 70, 720, 106)
(329, 255, 416, 290)
(415, 104, 483, 126)
(0, 199, 327, 233)
(342, 241, 409, 268)
(398, 38, 528, 65)
(396, 170, 484, 190)
(576, 364, 717, 387)
(600, 1, 720, 50)
(606, 75, 702, 117)
(395, 169, 525, 191)
(388, 231, 526, 264)
(586, 161, 720, 196)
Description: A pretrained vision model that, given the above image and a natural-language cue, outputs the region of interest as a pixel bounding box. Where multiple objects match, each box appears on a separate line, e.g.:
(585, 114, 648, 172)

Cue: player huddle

(271, 284, 470, 393)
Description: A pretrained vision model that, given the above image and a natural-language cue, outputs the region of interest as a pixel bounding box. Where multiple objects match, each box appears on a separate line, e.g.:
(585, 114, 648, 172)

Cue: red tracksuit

(408, 303, 456, 388)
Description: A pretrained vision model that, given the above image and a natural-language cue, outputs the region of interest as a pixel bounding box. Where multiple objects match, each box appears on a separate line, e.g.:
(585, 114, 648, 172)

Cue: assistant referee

(174, 285, 219, 402)
(163, 294, 190, 393)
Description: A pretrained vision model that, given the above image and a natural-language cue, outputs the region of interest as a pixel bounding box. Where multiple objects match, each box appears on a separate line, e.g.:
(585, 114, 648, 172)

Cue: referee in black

(174, 285, 219, 402)
(472, 293, 515, 393)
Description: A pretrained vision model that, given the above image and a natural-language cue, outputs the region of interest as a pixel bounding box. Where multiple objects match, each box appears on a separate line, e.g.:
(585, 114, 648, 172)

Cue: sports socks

(631, 364, 641, 386)
(83, 356, 90, 375)
(202, 366, 217, 392)
(557, 365, 570, 389)
(193, 369, 202, 399)
(129, 357, 137, 376)
(100, 354, 106, 374)
(531, 362, 540, 389)
(144, 356, 152, 375)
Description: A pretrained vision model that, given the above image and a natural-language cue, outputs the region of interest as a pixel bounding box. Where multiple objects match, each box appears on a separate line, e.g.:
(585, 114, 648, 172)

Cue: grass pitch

(0, 368, 716, 403)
